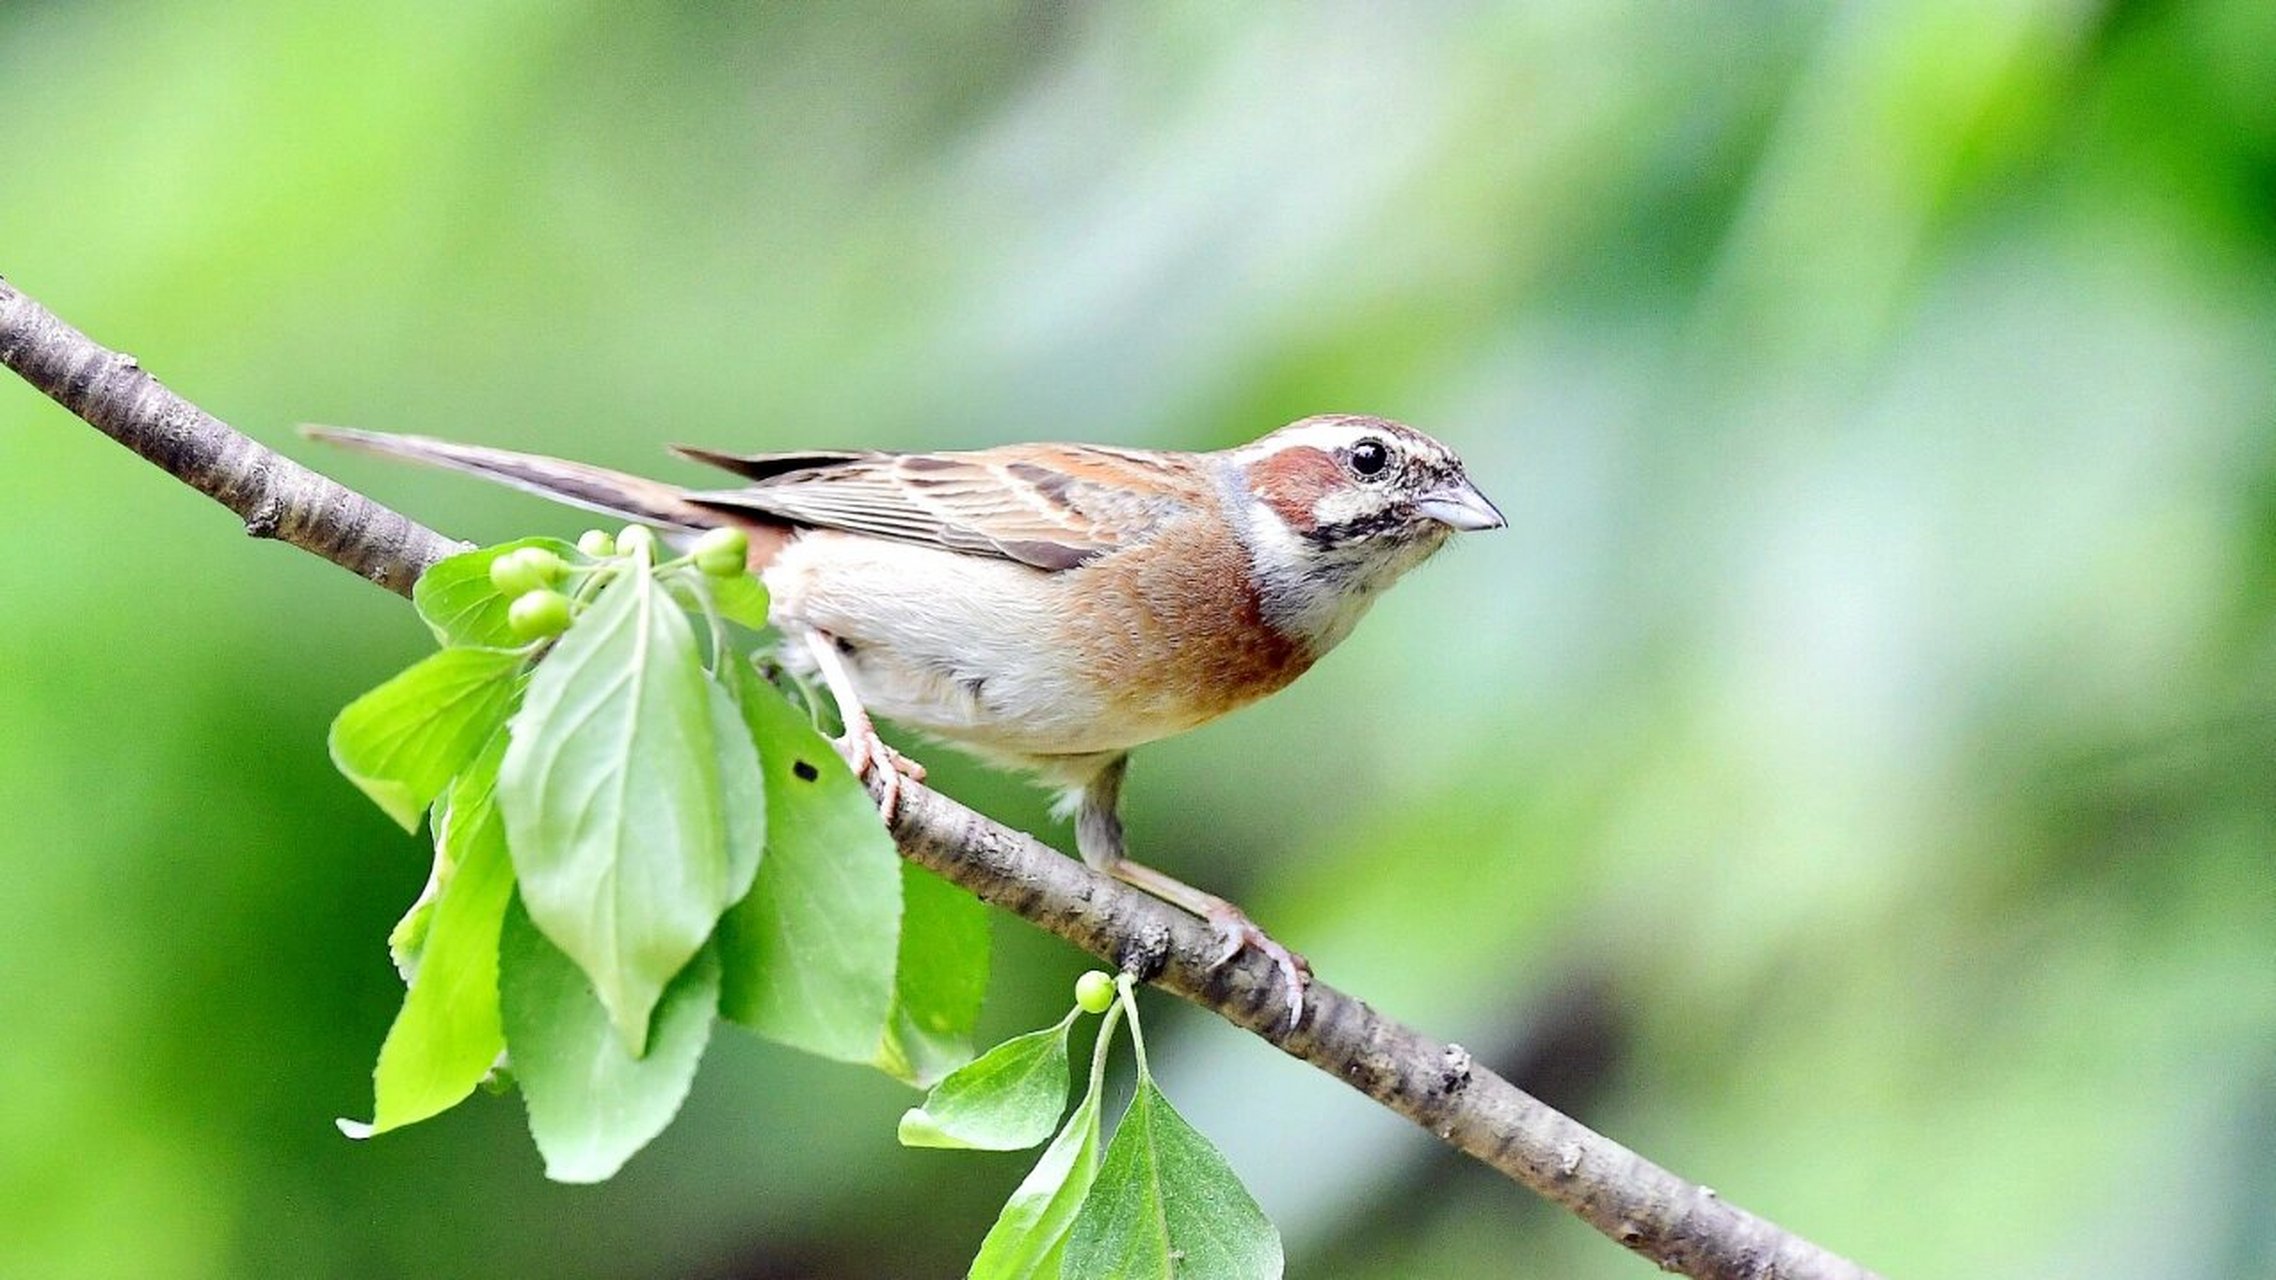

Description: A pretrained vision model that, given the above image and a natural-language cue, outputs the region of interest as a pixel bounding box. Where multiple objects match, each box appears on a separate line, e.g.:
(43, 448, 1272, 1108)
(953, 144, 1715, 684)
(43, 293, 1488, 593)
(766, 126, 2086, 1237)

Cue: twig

(0, 272, 1880, 1280)
(0, 276, 464, 594)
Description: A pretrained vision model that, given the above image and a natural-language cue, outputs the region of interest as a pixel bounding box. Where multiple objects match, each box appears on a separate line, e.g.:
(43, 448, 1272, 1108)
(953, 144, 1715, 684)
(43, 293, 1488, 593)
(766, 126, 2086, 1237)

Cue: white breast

(762, 531, 1149, 762)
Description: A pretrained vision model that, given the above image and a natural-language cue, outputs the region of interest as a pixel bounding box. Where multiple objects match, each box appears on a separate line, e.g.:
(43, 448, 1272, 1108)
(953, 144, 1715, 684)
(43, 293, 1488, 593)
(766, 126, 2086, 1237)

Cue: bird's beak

(1414, 477, 1506, 532)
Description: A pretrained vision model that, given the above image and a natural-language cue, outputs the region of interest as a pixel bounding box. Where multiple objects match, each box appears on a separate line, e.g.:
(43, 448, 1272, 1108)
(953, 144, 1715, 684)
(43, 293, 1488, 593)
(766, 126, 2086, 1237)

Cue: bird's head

(1226, 414, 1504, 651)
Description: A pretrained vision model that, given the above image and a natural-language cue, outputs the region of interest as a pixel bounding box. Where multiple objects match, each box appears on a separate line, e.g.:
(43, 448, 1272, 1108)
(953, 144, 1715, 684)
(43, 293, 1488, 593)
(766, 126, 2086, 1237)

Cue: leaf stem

(1114, 974, 1151, 1084)
(1088, 987, 1126, 1096)
(685, 574, 733, 675)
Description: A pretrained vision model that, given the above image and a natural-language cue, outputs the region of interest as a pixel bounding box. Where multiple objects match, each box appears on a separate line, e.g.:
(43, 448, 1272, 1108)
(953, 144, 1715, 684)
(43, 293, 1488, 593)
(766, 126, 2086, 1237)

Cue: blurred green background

(4, 2, 2274, 1276)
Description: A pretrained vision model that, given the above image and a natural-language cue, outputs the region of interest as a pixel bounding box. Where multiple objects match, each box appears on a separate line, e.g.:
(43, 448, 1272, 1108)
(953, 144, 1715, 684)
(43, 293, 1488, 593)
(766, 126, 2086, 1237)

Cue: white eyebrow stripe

(1244, 421, 1454, 474)
(1273, 421, 1377, 453)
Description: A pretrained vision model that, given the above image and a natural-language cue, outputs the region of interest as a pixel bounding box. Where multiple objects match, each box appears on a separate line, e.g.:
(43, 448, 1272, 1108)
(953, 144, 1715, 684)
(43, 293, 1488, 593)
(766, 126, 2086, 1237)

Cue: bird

(307, 415, 1505, 1022)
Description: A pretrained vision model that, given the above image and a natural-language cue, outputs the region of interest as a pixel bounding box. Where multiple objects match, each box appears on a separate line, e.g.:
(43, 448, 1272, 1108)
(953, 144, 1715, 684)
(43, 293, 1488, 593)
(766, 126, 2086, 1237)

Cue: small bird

(308, 415, 1504, 1020)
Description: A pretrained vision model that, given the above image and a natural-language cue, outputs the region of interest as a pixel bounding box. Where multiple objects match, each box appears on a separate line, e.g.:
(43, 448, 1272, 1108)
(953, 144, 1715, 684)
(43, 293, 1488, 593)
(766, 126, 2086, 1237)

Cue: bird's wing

(675, 443, 1204, 571)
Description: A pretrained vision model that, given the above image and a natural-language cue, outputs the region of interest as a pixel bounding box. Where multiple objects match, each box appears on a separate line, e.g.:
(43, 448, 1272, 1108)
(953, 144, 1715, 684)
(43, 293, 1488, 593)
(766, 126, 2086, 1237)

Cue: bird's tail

(301, 425, 721, 530)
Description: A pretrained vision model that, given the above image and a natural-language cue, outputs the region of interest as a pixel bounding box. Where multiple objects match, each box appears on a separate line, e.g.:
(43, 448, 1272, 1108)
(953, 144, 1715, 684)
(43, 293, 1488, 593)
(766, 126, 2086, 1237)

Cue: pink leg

(1106, 857, 1311, 1029)
(802, 630, 925, 821)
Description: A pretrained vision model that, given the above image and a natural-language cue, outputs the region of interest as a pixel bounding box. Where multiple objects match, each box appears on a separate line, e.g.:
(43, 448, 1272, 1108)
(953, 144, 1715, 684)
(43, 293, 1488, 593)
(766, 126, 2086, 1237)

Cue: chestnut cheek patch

(1246, 446, 1343, 532)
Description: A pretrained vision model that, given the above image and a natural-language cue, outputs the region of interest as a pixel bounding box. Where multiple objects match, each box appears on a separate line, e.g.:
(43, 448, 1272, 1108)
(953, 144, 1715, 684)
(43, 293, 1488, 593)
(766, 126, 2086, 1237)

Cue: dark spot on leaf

(792, 760, 819, 782)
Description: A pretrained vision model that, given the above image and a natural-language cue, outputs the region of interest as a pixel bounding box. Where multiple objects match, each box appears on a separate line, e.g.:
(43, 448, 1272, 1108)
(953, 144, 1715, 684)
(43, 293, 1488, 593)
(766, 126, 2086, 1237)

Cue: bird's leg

(801, 629, 925, 820)
(1073, 754, 1310, 1027)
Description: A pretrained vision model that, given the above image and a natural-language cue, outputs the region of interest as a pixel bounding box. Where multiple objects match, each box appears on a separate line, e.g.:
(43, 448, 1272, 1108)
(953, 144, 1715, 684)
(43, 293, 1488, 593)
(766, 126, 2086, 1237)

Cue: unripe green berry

(489, 549, 544, 597)
(519, 547, 566, 584)
(577, 529, 617, 558)
(489, 546, 564, 597)
(1075, 970, 1116, 1015)
(692, 527, 750, 577)
(508, 589, 572, 640)
(617, 525, 657, 561)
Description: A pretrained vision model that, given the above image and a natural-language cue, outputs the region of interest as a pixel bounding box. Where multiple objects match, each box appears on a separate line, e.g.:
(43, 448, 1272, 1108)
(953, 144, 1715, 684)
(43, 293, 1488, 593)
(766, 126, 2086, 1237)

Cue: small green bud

(519, 547, 566, 583)
(1075, 970, 1116, 1015)
(692, 526, 750, 577)
(508, 589, 572, 640)
(617, 525, 657, 561)
(488, 546, 564, 597)
(577, 529, 617, 558)
(489, 549, 543, 598)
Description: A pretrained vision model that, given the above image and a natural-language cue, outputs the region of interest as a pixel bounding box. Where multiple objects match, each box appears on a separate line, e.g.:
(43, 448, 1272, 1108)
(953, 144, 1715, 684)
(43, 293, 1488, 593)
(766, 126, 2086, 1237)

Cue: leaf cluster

(905, 974, 1283, 1279)
(331, 532, 988, 1180)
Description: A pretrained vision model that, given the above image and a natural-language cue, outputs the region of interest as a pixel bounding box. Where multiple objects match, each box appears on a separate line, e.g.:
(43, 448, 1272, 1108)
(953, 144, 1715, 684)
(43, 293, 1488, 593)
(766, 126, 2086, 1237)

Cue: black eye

(1348, 438, 1390, 478)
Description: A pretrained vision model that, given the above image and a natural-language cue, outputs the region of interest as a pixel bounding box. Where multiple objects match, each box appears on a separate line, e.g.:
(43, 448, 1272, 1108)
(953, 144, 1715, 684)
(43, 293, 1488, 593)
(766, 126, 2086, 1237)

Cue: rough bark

(0, 277, 463, 593)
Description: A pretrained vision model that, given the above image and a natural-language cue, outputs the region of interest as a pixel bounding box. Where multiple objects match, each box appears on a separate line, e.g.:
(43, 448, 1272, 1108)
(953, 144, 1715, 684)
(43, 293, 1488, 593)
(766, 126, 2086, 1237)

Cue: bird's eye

(1348, 438, 1390, 478)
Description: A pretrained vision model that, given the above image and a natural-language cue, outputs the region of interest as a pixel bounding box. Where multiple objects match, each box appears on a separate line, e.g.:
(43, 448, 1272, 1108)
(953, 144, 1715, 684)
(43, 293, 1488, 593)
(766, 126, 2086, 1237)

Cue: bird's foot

(836, 726, 926, 823)
(1204, 902, 1311, 1030)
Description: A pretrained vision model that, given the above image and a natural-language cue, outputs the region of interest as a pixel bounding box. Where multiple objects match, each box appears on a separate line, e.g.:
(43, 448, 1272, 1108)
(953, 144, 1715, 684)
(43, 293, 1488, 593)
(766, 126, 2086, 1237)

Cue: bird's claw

(836, 728, 926, 823)
(1204, 902, 1311, 1030)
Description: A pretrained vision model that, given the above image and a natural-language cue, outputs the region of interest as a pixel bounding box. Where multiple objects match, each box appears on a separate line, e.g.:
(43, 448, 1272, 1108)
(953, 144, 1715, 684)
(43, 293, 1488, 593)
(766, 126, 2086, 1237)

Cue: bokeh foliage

(3, 2, 2273, 1276)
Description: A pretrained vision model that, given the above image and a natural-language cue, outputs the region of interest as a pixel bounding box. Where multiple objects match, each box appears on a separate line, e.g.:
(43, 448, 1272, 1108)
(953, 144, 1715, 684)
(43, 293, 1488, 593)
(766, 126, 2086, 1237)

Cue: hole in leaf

(793, 760, 819, 782)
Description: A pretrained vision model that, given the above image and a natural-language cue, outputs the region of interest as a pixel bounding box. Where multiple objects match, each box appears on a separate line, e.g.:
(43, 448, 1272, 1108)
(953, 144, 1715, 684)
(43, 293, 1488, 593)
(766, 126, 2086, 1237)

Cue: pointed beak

(1414, 477, 1506, 532)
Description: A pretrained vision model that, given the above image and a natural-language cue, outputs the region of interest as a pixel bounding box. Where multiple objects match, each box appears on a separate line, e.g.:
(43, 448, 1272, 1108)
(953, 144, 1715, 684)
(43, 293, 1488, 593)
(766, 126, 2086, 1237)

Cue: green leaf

(899, 1008, 1077, 1150)
(968, 1046, 1108, 1278)
(329, 646, 524, 831)
(499, 560, 764, 1052)
(385, 785, 455, 984)
(344, 735, 516, 1137)
(1061, 1079, 1284, 1280)
(716, 663, 899, 1062)
(875, 863, 991, 1086)
(497, 897, 721, 1184)
(387, 876, 437, 983)
(702, 572, 772, 633)
(413, 537, 580, 648)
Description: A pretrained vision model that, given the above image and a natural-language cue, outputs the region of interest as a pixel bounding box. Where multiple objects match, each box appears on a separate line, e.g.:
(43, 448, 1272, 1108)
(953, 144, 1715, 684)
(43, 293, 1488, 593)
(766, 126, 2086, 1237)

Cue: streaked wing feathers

(669, 445, 872, 482)
(681, 445, 1199, 570)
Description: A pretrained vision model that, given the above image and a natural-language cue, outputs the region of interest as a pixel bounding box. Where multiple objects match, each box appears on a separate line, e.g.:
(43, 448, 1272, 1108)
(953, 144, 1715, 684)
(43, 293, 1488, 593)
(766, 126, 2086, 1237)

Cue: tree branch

(0, 277, 464, 594)
(0, 273, 1880, 1280)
